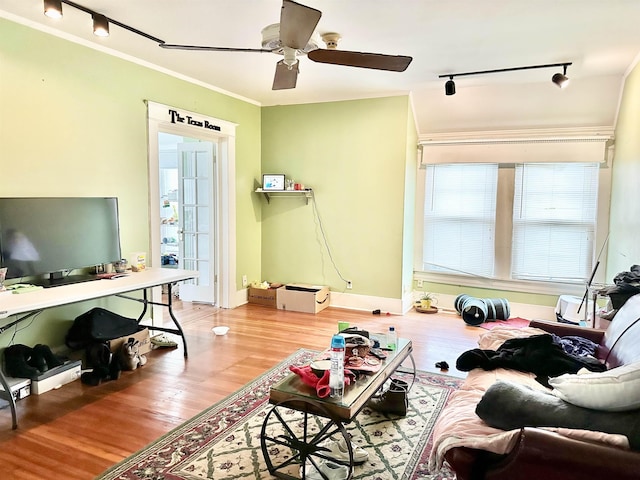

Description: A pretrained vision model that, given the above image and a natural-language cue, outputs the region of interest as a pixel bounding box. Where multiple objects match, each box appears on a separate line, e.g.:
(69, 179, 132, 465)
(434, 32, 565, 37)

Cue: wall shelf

(255, 188, 313, 205)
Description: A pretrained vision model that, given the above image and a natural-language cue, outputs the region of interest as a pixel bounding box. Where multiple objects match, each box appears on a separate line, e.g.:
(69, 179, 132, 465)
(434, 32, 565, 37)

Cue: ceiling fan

(159, 0, 412, 90)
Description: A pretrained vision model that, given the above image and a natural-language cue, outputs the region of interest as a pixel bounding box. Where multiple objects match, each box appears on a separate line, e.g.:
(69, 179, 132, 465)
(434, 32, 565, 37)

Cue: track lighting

(440, 62, 572, 96)
(92, 13, 109, 37)
(43, 1, 164, 44)
(43, 0, 63, 18)
(552, 64, 570, 88)
(445, 76, 456, 96)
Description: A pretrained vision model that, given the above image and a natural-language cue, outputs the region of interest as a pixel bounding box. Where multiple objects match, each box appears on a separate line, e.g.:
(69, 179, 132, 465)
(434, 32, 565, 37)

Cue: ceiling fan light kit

(43, 0, 412, 91)
(439, 62, 572, 95)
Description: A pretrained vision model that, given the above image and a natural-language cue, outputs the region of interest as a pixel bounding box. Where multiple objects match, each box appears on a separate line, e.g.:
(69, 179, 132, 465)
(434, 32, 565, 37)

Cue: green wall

(402, 104, 419, 300)
(0, 18, 262, 349)
(261, 97, 412, 297)
(608, 61, 640, 279)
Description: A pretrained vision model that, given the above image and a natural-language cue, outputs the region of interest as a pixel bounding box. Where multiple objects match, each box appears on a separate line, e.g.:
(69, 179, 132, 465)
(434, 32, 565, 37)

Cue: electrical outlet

(346, 281, 353, 290)
(417, 279, 423, 288)
(242, 275, 248, 287)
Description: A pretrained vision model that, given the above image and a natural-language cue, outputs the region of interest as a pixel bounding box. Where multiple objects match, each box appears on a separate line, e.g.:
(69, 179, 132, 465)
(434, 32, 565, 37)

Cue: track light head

(552, 64, 570, 88)
(43, 0, 63, 19)
(445, 77, 456, 96)
(92, 13, 110, 37)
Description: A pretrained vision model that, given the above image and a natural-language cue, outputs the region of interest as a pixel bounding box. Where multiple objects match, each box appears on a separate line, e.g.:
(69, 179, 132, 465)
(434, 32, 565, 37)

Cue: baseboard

(234, 288, 557, 321)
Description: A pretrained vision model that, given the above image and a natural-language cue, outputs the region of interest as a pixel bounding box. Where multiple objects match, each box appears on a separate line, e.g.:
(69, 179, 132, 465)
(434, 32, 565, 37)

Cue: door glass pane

(181, 155, 195, 177)
(183, 206, 195, 232)
(196, 152, 209, 176)
(197, 179, 209, 205)
(198, 233, 209, 259)
(183, 233, 195, 258)
(197, 206, 209, 232)
(182, 178, 196, 204)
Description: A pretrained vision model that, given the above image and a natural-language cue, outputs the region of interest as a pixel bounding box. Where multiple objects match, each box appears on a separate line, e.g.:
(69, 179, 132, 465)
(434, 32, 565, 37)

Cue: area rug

(478, 316, 531, 330)
(98, 349, 462, 480)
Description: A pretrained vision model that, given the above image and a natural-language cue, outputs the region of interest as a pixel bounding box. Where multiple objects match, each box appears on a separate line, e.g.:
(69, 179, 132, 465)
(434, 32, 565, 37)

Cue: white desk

(0, 267, 198, 429)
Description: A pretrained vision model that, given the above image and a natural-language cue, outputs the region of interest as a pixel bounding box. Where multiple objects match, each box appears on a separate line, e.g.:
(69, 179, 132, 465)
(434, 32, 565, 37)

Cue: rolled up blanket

(476, 380, 640, 450)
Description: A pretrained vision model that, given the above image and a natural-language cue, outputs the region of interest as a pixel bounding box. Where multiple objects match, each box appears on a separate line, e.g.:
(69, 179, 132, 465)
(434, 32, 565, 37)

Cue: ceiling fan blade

(273, 60, 299, 90)
(279, 0, 322, 50)
(160, 43, 271, 53)
(308, 49, 412, 72)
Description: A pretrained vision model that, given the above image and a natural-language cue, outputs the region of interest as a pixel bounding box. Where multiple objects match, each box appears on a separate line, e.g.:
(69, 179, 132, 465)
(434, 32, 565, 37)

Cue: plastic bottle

(329, 334, 345, 398)
(387, 326, 397, 351)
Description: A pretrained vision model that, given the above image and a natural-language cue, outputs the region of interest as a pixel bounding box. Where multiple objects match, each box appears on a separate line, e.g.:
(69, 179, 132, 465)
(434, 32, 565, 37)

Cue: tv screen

(0, 197, 122, 287)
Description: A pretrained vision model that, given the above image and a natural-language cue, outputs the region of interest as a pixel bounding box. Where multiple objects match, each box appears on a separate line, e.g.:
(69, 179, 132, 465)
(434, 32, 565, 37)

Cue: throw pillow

(549, 361, 640, 412)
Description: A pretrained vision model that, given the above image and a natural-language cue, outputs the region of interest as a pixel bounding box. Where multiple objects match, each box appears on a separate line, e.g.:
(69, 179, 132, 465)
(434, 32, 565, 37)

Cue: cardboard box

(107, 327, 151, 355)
(32, 360, 82, 395)
(0, 376, 31, 401)
(277, 284, 330, 314)
(248, 287, 281, 307)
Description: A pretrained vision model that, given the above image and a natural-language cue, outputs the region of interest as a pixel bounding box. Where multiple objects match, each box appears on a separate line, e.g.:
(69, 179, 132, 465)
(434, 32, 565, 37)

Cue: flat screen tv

(0, 197, 122, 287)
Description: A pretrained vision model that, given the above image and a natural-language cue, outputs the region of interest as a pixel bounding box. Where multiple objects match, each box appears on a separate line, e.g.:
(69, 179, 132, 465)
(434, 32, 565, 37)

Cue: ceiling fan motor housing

(261, 23, 320, 55)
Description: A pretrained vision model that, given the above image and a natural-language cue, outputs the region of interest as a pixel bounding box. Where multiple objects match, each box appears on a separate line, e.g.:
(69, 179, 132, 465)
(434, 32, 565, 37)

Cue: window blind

(511, 163, 599, 283)
(423, 163, 498, 277)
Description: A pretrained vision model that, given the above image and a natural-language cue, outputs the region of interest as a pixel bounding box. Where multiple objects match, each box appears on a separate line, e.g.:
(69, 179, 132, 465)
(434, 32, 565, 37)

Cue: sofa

(429, 293, 640, 480)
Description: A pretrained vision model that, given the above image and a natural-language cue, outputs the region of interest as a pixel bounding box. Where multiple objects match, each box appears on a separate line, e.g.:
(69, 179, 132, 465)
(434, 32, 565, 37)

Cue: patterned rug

(98, 349, 462, 480)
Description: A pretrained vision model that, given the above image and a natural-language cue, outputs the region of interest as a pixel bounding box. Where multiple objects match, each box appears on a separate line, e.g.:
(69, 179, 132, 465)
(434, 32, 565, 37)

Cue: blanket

(428, 327, 630, 472)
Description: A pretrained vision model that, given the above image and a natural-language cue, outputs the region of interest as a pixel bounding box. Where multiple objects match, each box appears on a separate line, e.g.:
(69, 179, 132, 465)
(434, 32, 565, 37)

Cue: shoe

(31, 344, 65, 372)
(299, 459, 348, 480)
(150, 333, 178, 348)
(319, 436, 369, 465)
(366, 379, 408, 416)
(370, 378, 409, 399)
(5, 344, 41, 380)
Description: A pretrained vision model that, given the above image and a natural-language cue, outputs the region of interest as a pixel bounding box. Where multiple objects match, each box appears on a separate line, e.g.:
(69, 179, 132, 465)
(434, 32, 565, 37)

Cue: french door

(176, 141, 217, 303)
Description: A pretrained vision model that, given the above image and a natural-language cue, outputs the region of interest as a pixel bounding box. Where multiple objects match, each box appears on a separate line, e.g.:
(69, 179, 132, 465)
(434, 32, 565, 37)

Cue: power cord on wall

(309, 191, 350, 290)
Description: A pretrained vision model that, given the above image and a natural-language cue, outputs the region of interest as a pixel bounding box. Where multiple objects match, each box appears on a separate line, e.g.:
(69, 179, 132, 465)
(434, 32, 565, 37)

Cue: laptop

(262, 174, 285, 191)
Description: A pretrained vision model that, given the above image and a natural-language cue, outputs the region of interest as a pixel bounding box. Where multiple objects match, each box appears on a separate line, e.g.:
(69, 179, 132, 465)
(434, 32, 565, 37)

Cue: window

(423, 164, 497, 277)
(418, 160, 606, 292)
(511, 163, 599, 283)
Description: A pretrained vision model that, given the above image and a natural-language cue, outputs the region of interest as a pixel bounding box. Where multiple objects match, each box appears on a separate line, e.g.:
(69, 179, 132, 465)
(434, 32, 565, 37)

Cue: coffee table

(260, 337, 414, 479)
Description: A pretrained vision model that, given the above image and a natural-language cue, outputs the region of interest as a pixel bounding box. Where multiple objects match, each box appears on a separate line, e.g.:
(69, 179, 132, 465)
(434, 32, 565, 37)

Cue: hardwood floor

(0, 302, 482, 479)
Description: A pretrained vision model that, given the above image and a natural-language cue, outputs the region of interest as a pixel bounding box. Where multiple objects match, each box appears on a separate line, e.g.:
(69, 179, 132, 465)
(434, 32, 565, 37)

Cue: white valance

(419, 135, 613, 166)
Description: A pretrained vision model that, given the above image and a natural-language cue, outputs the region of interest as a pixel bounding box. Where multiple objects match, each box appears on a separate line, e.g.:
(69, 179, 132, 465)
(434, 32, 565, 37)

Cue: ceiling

(2, 0, 640, 135)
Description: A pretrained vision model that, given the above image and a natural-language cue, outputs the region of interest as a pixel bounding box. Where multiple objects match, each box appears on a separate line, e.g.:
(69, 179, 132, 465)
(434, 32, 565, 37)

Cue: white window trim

(414, 128, 614, 297)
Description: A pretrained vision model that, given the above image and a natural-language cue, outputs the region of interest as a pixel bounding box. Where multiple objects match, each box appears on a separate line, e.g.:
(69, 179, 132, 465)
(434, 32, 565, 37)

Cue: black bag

(65, 307, 139, 350)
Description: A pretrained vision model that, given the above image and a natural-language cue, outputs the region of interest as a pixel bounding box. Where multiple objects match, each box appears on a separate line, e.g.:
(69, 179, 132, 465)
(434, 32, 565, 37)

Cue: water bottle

(387, 326, 397, 351)
(329, 334, 345, 398)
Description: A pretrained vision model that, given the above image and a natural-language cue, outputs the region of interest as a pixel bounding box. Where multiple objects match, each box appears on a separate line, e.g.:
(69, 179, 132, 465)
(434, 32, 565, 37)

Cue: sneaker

(319, 436, 369, 465)
(150, 333, 178, 348)
(300, 459, 348, 480)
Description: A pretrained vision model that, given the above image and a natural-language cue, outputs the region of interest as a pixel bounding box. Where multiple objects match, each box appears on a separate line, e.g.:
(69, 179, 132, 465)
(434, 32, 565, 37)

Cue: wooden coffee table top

(269, 337, 413, 421)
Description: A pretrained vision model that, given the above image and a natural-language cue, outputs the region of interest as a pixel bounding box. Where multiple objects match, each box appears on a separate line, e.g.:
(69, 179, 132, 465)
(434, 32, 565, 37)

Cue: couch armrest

(529, 319, 605, 343)
(484, 428, 640, 480)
